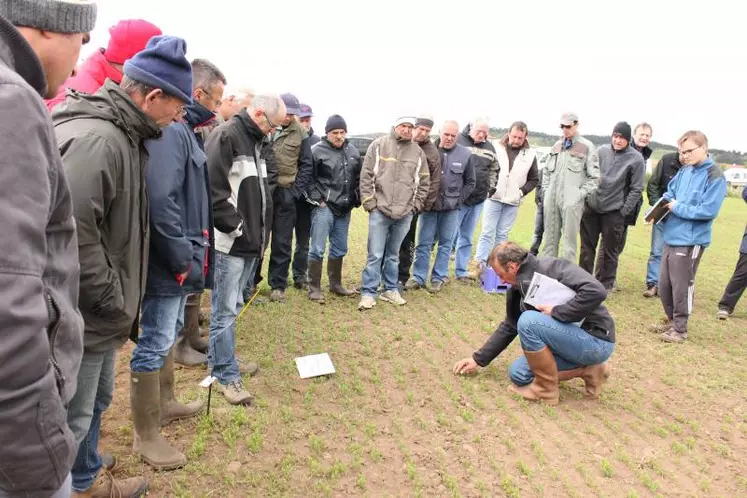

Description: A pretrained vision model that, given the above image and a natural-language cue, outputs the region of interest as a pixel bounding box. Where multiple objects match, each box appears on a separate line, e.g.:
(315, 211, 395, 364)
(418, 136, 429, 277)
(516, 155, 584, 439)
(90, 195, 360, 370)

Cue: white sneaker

(380, 290, 406, 306)
(358, 295, 376, 310)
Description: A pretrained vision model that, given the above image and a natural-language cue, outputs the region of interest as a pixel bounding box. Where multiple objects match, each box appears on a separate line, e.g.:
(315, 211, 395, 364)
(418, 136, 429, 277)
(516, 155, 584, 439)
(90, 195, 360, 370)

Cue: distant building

(724, 165, 747, 188)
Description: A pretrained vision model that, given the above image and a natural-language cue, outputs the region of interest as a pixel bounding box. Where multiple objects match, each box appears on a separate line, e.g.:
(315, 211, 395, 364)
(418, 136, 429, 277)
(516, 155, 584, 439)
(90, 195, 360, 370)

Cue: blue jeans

(474, 200, 520, 263)
(130, 294, 188, 372)
(645, 222, 666, 286)
(453, 202, 485, 277)
(209, 252, 258, 385)
(412, 210, 460, 284)
(308, 206, 351, 262)
(508, 311, 615, 386)
(67, 349, 116, 492)
(360, 210, 413, 297)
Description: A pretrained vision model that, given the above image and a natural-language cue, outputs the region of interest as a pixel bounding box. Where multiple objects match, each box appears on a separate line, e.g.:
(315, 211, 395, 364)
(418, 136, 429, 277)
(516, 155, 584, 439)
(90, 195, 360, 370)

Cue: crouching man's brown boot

(508, 346, 559, 405)
(558, 362, 611, 399)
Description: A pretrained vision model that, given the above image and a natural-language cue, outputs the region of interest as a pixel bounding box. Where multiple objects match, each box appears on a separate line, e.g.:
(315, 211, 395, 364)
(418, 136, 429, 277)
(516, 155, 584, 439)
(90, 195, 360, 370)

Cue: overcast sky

(88, 0, 745, 150)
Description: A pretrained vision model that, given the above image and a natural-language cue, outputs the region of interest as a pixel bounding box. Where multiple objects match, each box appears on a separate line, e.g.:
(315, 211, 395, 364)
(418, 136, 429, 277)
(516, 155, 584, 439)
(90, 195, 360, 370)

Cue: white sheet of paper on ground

(295, 353, 336, 379)
(199, 375, 217, 388)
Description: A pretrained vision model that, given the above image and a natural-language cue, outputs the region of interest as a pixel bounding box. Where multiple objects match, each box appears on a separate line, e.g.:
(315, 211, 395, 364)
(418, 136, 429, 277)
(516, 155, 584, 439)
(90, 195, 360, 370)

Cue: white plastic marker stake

(200, 375, 217, 414)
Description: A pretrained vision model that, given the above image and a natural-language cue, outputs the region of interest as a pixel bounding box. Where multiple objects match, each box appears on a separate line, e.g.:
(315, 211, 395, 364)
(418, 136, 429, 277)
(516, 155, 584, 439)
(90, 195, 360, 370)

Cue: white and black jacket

(206, 110, 274, 259)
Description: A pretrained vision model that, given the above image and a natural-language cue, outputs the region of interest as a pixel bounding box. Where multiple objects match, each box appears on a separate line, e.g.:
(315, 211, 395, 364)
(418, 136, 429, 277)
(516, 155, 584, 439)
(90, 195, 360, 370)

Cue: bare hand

(535, 304, 554, 317)
(666, 200, 677, 211)
(453, 357, 478, 375)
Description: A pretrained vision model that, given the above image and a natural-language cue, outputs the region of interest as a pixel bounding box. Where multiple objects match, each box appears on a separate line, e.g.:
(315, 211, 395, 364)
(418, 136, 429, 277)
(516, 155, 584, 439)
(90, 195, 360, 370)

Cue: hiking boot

(218, 380, 253, 405)
(642, 285, 658, 298)
(160, 350, 203, 426)
(293, 280, 309, 290)
(660, 328, 687, 344)
(466, 259, 483, 281)
(73, 469, 147, 498)
(130, 371, 187, 470)
(358, 295, 376, 310)
(404, 277, 422, 291)
(558, 363, 611, 399)
(100, 453, 117, 472)
(270, 289, 286, 303)
(717, 309, 730, 320)
(508, 346, 559, 405)
(328, 258, 357, 296)
(237, 356, 259, 377)
(648, 317, 673, 333)
(380, 289, 407, 306)
(307, 259, 325, 303)
(428, 280, 445, 293)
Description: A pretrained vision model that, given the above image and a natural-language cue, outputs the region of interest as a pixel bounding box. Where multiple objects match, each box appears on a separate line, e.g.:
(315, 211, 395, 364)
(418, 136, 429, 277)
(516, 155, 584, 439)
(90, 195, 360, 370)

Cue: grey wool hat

(0, 0, 97, 34)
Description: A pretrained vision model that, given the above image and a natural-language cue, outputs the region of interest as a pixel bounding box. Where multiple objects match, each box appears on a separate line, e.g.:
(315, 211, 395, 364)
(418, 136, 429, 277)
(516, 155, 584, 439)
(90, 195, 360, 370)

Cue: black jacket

(207, 110, 274, 259)
(144, 103, 216, 297)
(624, 142, 654, 225)
(308, 138, 362, 216)
(457, 124, 499, 206)
(432, 141, 476, 211)
(473, 253, 616, 367)
(646, 152, 682, 206)
(308, 127, 321, 146)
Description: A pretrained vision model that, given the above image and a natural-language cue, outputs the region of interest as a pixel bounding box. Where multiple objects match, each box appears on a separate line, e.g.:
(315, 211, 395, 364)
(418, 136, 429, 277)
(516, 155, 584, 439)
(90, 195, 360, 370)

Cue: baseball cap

(299, 103, 313, 118)
(560, 112, 579, 126)
(280, 93, 301, 115)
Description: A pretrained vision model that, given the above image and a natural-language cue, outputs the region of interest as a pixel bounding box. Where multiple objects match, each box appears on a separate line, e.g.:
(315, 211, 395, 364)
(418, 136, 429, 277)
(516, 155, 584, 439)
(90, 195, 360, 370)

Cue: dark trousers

(268, 187, 297, 290)
(660, 244, 704, 333)
(595, 225, 629, 275)
(397, 213, 418, 282)
(529, 202, 544, 255)
(719, 252, 747, 313)
(579, 208, 625, 289)
(292, 199, 312, 284)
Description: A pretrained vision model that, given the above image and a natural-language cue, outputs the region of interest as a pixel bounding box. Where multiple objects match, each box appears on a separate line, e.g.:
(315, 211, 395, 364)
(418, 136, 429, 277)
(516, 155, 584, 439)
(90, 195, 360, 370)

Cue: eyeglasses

(679, 145, 702, 156)
(263, 111, 280, 129)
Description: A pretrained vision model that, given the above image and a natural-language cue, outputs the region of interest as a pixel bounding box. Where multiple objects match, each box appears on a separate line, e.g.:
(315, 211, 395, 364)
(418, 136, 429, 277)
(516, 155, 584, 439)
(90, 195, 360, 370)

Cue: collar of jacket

(185, 102, 216, 129)
(633, 141, 653, 160)
(237, 108, 267, 141)
(52, 79, 161, 143)
(0, 14, 47, 97)
(275, 118, 307, 140)
(434, 138, 458, 153)
(321, 136, 347, 149)
(692, 156, 714, 170)
(515, 252, 539, 288)
(613, 144, 631, 154)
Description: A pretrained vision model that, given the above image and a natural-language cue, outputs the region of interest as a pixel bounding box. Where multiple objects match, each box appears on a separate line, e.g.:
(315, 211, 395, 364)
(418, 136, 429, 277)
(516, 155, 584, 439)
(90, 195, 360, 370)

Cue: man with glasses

(408, 120, 475, 292)
(541, 112, 599, 262)
(650, 131, 727, 344)
(127, 59, 227, 471)
(206, 94, 286, 404)
(53, 35, 193, 496)
(267, 93, 315, 302)
(456, 117, 500, 281)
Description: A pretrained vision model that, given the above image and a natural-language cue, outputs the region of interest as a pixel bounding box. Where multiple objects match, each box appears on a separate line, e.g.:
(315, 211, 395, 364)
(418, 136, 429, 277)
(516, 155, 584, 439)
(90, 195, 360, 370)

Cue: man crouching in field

(453, 242, 615, 405)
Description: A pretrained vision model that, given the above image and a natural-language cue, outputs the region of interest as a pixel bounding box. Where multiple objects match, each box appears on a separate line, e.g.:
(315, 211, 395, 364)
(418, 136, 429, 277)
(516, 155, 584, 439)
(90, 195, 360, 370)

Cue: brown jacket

(359, 130, 430, 220)
(418, 137, 442, 211)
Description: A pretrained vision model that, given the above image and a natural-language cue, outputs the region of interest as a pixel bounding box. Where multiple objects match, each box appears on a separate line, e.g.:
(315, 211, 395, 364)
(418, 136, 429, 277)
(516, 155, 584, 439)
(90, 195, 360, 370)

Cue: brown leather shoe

(648, 317, 673, 333)
(642, 285, 658, 298)
(508, 347, 559, 405)
(72, 470, 148, 498)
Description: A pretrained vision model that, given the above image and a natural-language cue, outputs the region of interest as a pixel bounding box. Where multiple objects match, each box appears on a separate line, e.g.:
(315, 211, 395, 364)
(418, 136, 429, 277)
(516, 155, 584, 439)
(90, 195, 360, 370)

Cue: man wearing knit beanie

(0, 2, 95, 497)
(579, 121, 645, 290)
(304, 114, 362, 302)
(51, 34, 192, 498)
(46, 18, 162, 111)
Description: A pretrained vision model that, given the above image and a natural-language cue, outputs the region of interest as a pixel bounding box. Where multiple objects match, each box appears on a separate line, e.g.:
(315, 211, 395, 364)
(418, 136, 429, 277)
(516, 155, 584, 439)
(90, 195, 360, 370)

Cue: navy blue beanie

(123, 35, 192, 104)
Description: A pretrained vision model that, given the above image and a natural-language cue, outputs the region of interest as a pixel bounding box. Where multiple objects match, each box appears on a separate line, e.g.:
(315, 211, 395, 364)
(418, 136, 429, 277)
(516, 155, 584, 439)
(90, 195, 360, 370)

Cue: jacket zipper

(45, 290, 65, 392)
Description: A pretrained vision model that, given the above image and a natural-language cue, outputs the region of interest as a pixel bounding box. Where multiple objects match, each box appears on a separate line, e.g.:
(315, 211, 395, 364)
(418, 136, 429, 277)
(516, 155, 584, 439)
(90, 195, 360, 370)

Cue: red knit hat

(105, 19, 162, 65)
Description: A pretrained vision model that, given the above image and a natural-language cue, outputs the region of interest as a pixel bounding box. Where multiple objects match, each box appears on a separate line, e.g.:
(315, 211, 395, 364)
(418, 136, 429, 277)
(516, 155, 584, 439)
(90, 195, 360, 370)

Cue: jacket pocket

(44, 289, 66, 398)
(186, 234, 209, 287)
(446, 162, 466, 198)
(567, 151, 586, 173)
(0, 395, 75, 494)
(545, 154, 558, 173)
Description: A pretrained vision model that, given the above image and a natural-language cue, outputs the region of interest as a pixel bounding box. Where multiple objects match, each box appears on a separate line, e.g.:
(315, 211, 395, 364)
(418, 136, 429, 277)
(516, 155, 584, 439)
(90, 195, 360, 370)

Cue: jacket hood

(185, 102, 216, 129)
(52, 79, 161, 143)
(77, 49, 123, 86)
(0, 15, 46, 96)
